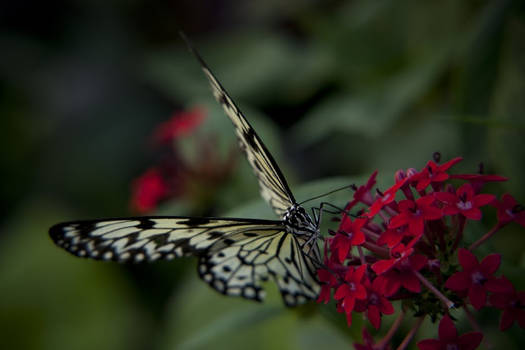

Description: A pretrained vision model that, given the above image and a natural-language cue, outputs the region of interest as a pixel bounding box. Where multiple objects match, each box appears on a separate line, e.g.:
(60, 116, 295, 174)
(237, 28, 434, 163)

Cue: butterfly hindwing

(183, 39, 295, 217)
(199, 227, 320, 306)
(50, 216, 319, 305)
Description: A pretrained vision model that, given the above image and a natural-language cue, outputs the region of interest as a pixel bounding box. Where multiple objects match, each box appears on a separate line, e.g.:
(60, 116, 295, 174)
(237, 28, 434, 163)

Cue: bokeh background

(1, 0, 524, 349)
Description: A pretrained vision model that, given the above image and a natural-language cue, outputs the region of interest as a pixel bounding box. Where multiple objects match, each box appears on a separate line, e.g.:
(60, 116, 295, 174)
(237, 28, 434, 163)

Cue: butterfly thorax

(283, 204, 318, 237)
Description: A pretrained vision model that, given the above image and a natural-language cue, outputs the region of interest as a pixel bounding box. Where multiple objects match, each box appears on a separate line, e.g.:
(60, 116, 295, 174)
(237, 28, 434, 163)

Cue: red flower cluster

(130, 107, 235, 213)
(317, 153, 524, 349)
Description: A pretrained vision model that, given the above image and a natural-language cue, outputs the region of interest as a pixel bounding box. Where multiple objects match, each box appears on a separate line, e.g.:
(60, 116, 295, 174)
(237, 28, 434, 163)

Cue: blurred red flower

(444, 248, 510, 309)
(130, 167, 169, 213)
(152, 107, 206, 145)
(417, 315, 483, 350)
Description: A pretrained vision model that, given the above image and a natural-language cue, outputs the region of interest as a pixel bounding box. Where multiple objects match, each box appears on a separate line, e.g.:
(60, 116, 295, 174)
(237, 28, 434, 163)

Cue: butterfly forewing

(50, 217, 319, 305)
(185, 41, 295, 217)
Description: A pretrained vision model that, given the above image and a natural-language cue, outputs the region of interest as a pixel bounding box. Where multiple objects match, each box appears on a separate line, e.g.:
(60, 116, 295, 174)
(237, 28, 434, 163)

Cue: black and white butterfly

(49, 35, 322, 307)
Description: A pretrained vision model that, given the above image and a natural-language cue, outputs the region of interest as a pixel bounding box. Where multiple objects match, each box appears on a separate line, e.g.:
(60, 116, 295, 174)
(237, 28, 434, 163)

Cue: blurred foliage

(1, 0, 524, 349)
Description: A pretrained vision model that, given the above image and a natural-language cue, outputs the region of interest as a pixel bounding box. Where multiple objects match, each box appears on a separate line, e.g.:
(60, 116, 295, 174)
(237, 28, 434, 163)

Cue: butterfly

(49, 34, 322, 307)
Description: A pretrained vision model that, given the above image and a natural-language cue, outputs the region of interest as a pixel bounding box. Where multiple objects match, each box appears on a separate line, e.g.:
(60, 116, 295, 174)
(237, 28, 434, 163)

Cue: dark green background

(1, 1, 524, 349)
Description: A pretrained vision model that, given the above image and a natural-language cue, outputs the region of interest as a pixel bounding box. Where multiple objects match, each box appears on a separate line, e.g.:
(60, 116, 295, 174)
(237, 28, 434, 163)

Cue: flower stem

(414, 270, 455, 309)
(357, 246, 366, 265)
(452, 215, 466, 251)
(377, 309, 405, 349)
(468, 223, 502, 251)
(396, 315, 425, 350)
(362, 241, 390, 258)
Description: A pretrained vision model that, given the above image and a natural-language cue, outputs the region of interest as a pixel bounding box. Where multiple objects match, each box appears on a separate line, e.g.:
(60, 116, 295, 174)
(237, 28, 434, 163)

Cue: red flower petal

(440, 157, 463, 171)
(334, 284, 350, 300)
(354, 264, 367, 281)
(345, 310, 353, 327)
(438, 315, 458, 341)
(485, 277, 513, 294)
(458, 248, 479, 271)
(480, 253, 501, 275)
(445, 271, 470, 291)
(372, 259, 395, 275)
(342, 296, 356, 313)
(462, 208, 482, 220)
(337, 237, 351, 263)
(473, 194, 496, 207)
(469, 284, 487, 310)
(380, 297, 394, 314)
(434, 191, 457, 203)
(417, 339, 442, 350)
(367, 305, 381, 329)
(401, 273, 421, 293)
(457, 332, 483, 350)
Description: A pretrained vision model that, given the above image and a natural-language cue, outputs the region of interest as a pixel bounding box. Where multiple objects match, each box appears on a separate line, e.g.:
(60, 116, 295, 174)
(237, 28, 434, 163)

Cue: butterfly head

(283, 204, 317, 236)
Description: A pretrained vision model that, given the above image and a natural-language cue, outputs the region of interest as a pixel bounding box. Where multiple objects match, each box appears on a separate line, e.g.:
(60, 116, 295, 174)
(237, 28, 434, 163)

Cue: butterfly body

(49, 35, 322, 306)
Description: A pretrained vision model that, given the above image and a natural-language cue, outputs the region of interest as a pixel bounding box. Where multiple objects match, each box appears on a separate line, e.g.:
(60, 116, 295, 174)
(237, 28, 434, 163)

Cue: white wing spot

(284, 294, 295, 305)
(244, 287, 256, 298)
(103, 251, 113, 260)
(203, 274, 212, 282)
(135, 253, 145, 262)
(149, 253, 161, 261)
(214, 280, 225, 292)
(227, 287, 241, 296)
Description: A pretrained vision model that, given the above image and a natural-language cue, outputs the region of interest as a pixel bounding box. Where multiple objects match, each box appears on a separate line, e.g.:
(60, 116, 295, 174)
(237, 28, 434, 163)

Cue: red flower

(372, 243, 415, 275)
(389, 196, 442, 236)
(434, 183, 494, 220)
(491, 193, 525, 227)
(412, 157, 462, 191)
(317, 268, 339, 304)
(333, 265, 367, 319)
(331, 216, 366, 262)
(374, 252, 428, 296)
(417, 315, 483, 350)
(489, 279, 525, 331)
(367, 178, 407, 217)
(348, 171, 378, 210)
(153, 107, 206, 145)
(355, 277, 395, 329)
(377, 225, 410, 248)
(130, 168, 169, 213)
(444, 248, 510, 309)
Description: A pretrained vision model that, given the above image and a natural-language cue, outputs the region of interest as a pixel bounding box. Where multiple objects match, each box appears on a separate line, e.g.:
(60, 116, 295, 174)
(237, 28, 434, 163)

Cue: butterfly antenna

(298, 184, 355, 206)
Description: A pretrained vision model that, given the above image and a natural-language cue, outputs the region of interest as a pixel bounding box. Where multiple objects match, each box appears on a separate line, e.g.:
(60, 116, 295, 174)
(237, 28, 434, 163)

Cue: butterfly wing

(182, 37, 296, 217)
(50, 217, 319, 305)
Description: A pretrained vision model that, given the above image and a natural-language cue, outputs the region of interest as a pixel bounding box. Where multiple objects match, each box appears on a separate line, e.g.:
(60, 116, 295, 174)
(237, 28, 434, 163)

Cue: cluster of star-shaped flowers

(130, 107, 236, 213)
(317, 153, 525, 349)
